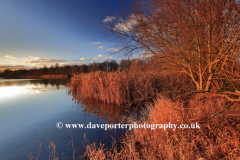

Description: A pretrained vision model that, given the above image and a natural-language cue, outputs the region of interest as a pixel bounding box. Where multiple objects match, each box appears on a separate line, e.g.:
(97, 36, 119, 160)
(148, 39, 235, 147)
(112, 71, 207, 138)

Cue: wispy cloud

(106, 48, 119, 52)
(33, 62, 81, 67)
(114, 14, 142, 32)
(92, 54, 103, 60)
(139, 50, 153, 59)
(25, 57, 65, 63)
(91, 42, 101, 45)
(106, 56, 113, 59)
(74, 55, 118, 64)
(74, 58, 88, 62)
(103, 16, 116, 23)
(5, 55, 15, 58)
(97, 46, 104, 49)
(59, 62, 80, 66)
(131, 55, 140, 59)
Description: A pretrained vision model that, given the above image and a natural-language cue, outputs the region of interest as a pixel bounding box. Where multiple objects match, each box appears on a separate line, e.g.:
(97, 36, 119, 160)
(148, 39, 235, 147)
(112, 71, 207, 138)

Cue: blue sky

(0, 0, 129, 70)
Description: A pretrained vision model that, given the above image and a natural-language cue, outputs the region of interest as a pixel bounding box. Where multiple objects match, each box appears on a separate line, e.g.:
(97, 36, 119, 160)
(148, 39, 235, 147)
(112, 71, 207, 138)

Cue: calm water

(0, 79, 127, 160)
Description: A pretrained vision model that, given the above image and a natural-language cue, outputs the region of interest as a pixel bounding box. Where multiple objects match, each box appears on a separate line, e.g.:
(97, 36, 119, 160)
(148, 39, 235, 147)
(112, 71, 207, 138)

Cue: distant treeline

(0, 59, 147, 78)
(0, 58, 162, 78)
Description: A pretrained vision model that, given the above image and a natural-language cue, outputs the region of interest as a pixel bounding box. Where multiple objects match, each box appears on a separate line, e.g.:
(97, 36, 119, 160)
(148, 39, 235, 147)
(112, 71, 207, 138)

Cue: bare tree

(104, 0, 240, 101)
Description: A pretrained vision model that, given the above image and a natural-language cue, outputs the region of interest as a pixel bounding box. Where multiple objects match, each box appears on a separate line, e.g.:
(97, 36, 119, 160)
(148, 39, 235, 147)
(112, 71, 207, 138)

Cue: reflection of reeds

(76, 97, 130, 123)
(68, 84, 144, 123)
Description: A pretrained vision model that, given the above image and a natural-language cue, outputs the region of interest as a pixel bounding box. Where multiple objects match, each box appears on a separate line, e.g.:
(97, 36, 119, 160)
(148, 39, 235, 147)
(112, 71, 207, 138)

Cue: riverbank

(83, 94, 240, 159)
(69, 70, 195, 106)
(29, 69, 240, 159)
(68, 70, 240, 159)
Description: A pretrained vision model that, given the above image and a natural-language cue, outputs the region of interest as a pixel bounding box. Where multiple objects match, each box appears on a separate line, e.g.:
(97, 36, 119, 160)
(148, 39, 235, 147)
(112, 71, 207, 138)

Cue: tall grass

(30, 93, 240, 159)
(69, 70, 195, 106)
(82, 94, 240, 159)
(70, 70, 157, 106)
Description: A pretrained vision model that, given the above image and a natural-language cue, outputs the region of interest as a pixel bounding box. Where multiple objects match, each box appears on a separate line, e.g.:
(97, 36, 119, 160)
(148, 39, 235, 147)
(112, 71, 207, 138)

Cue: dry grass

(70, 70, 160, 106)
(69, 70, 195, 107)
(82, 95, 240, 160)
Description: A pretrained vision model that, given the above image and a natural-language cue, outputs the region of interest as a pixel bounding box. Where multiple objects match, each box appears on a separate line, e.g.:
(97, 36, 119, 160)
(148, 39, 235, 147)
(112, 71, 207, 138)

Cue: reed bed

(70, 70, 163, 106)
(30, 94, 240, 159)
(69, 70, 195, 107)
(82, 94, 240, 160)
(30, 70, 239, 160)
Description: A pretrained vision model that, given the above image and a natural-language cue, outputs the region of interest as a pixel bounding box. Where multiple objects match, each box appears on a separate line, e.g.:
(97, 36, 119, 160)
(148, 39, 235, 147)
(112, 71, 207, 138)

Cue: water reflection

(68, 84, 142, 124)
(0, 79, 68, 99)
(0, 78, 68, 87)
(0, 79, 140, 159)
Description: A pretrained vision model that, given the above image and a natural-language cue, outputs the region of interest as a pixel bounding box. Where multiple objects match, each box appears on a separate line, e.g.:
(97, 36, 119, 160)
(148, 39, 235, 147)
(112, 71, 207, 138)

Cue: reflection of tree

(68, 86, 139, 123)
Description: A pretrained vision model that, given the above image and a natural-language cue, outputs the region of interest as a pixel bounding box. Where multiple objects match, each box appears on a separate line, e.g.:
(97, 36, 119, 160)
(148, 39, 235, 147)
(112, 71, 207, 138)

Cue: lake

(0, 79, 130, 160)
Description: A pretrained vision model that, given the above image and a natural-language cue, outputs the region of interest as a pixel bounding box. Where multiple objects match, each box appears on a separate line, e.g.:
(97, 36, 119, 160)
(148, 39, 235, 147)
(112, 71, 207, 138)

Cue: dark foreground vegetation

(29, 0, 239, 159)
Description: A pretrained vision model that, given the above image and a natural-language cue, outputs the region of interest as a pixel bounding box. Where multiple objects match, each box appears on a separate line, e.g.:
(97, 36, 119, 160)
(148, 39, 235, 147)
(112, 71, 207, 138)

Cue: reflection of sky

(0, 79, 121, 160)
(0, 84, 65, 99)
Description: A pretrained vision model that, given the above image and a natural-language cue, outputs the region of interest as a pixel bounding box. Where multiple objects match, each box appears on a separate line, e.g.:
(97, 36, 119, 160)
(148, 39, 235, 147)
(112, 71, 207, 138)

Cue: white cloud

(5, 55, 15, 58)
(58, 62, 79, 66)
(91, 42, 101, 44)
(103, 16, 116, 23)
(97, 46, 104, 49)
(139, 50, 153, 59)
(80, 58, 86, 60)
(131, 55, 140, 59)
(114, 14, 146, 32)
(92, 54, 103, 60)
(106, 48, 119, 52)
(106, 56, 113, 59)
(25, 57, 65, 63)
